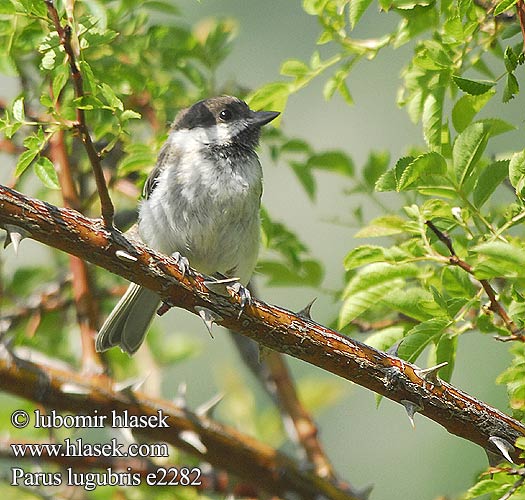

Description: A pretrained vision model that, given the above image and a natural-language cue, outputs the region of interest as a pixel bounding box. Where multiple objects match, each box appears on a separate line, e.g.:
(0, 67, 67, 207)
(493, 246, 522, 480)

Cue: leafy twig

(1, 185, 525, 460)
(425, 220, 521, 338)
(44, 0, 114, 228)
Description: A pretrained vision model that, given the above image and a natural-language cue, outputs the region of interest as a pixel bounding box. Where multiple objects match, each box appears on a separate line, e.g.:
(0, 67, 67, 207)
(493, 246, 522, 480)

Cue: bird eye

(219, 109, 233, 121)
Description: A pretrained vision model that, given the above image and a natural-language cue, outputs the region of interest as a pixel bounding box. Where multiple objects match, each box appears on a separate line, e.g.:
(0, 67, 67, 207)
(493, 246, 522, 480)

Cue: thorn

(196, 393, 224, 418)
(355, 484, 374, 500)
(400, 399, 422, 429)
(194, 306, 222, 338)
(203, 277, 238, 297)
(415, 361, 448, 386)
(4, 224, 29, 254)
(114, 376, 148, 393)
(157, 301, 172, 316)
(115, 249, 137, 262)
(489, 436, 515, 464)
(386, 340, 402, 357)
(297, 298, 317, 320)
(60, 383, 90, 395)
(179, 430, 207, 454)
(173, 382, 187, 408)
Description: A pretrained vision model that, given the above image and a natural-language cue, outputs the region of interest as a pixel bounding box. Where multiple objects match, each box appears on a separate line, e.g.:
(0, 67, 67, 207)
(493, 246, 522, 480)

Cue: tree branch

(0, 349, 357, 499)
(1, 184, 525, 462)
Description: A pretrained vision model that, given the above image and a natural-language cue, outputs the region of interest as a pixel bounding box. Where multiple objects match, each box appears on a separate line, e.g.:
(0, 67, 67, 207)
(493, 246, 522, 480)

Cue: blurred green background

(0, 0, 519, 498)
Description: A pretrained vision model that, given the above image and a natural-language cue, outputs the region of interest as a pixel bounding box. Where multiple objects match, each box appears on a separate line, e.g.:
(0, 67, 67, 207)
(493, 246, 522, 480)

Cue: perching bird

(95, 96, 279, 355)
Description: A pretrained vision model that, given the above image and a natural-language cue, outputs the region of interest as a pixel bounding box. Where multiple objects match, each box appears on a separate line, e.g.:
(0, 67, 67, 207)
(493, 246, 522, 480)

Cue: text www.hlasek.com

(11, 438, 168, 459)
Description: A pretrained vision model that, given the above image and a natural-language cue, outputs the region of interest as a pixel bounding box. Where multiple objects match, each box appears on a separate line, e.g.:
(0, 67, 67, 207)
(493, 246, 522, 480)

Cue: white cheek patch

(168, 121, 247, 150)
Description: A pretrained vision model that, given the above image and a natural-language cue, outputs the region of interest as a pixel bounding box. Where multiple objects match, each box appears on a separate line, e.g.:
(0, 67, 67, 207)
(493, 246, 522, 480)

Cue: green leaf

(465, 479, 508, 499)
(422, 86, 444, 150)
(494, 0, 518, 16)
(290, 161, 316, 200)
(12, 96, 25, 122)
(453, 122, 489, 187)
(281, 139, 311, 154)
(99, 82, 124, 111)
(247, 82, 289, 118)
(349, 0, 374, 28)
(503, 72, 519, 103)
(280, 59, 310, 77)
(354, 215, 407, 237)
(473, 159, 509, 207)
(504, 46, 519, 73)
(365, 326, 406, 352)
(451, 91, 495, 133)
(363, 151, 390, 189)
(397, 152, 447, 190)
(34, 157, 60, 189)
(472, 241, 525, 279)
(397, 318, 450, 364)
(375, 156, 414, 192)
(428, 335, 456, 382)
(307, 151, 354, 176)
(258, 259, 323, 287)
(15, 148, 39, 176)
(52, 67, 69, 102)
(344, 245, 388, 270)
(339, 263, 419, 327)
(382, 287, 445, 321)
(452, 76, 495, 96)
(509, 150, 525, 197)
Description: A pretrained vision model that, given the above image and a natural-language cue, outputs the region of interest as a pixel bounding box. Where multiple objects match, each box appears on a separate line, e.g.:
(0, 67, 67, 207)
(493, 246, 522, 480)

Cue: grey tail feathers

(95, 283, 160, 356)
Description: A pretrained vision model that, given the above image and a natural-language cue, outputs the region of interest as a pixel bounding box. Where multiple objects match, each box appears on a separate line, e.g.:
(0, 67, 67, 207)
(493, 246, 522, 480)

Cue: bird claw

(171, 251, 191, 278)
(229, 282, 252, 317)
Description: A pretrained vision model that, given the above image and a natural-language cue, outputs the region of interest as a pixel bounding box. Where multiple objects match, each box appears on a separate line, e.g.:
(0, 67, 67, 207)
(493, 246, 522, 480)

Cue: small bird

(96, 96, 279, 355)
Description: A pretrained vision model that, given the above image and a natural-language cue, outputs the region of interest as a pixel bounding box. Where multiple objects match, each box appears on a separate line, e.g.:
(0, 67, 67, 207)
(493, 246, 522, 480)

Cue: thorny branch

(44, 0, 115, 228)
(425, 220, 522, 340)
(1, 184, 525, 463)
(0, 350, 358, 500)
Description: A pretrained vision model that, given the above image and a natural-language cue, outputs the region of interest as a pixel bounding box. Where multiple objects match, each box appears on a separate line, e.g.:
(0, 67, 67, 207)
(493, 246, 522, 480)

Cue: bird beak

(249, 110, 280, 126)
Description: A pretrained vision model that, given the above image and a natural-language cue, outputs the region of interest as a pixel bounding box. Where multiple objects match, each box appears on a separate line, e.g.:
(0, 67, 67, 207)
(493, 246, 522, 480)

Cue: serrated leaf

(504, 46, 519, 73)
(339, 263, 420, 328)
(453, 122, 488, 187)
(509, 150, 525, 197)
(452, 75, 495, 95)
(349, 0, 374, 28)
(34, 157, 60, 189)
(503, 72, 519, 102)
(382, 286, 445, 321)
(280, 59, 310, 77)
(354, 215, 407, 237)
(494, 0, 518, 15)
(52, 67, 68, 102)
(397, 152, 447, 190)
(290, 161, 316, 200)
(307, 151, 354, 176)
(344, 245, 387, 270)
(422, 87, 444, 150)
(473, 159, 509, 207)
(451, 91, 495, 133)
(397, 318, 450, 363)
(472, 241, 525, 278)
(99, 82, 124, 111)
(15, 148, 39, 176)
(12, 97, 25, 122)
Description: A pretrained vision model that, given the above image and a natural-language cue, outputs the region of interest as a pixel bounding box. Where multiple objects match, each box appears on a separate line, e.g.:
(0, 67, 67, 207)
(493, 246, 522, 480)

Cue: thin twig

(49, 126, 104, 374)
(45, 0, 114, 228)
(517, 0, 525, 53)
(425, 220, 521, 337)
(1, 185, 525, 460)
(265, 351, 336, 479)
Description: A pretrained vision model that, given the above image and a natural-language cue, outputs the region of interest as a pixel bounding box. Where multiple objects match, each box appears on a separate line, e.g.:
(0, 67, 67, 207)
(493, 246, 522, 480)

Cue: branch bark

(0, 351, 355, 499)
(1, 184, 525, 463)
